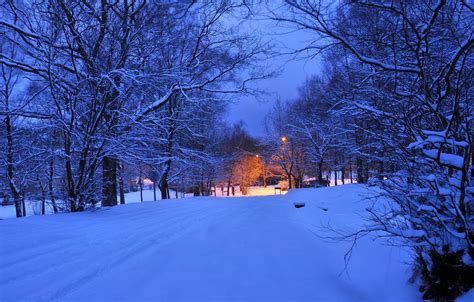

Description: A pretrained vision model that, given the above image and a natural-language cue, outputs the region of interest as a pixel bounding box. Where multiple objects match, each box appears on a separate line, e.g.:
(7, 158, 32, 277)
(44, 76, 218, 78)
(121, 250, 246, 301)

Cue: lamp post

(279, 135, 293, 189)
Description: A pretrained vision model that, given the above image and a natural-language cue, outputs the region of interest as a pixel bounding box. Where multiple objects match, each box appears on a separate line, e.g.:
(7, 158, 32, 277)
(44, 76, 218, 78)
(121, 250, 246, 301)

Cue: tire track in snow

(0, 201, 199, 270)
(0, 200, 231, 301)
(47, 205, 233, 301)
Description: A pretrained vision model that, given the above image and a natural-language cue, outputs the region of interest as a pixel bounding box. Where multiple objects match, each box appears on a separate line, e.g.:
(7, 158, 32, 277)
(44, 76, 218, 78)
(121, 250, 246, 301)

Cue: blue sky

(225, 13, 323, 137)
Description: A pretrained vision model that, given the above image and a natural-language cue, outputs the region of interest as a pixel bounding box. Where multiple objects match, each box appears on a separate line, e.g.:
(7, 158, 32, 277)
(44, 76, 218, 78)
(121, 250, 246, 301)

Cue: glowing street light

(281, 136, 288, 143)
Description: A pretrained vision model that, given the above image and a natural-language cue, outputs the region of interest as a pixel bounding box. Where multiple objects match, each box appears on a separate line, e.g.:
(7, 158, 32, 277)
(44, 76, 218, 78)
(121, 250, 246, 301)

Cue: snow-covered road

(0, 185, 420, 301)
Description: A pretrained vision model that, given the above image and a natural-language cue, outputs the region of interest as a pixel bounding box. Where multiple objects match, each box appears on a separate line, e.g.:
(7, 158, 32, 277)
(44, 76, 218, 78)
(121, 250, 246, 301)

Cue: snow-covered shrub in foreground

(273, 0, 473, 299)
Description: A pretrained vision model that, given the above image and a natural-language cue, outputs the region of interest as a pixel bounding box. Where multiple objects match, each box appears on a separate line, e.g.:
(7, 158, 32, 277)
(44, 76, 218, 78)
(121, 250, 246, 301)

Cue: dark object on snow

(275, 187, 282, 194)
(319, 207, 328, 211)
(294, 202, 305, 208)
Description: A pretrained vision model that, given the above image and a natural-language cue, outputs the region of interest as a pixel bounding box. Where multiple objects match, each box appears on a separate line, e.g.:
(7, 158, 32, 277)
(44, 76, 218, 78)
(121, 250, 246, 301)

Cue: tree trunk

(14, 194, 22, 218)
(102, 156, 117, 207)
(470, 146, 474, 180)
(153, 180, 157, 201)
(5, 99, 22, 217)
(263, 163, 267, 188)
(364, 161, 370, 183)
(193, 186, 200, 196)
(159, 179, 169, 199)
(117, 162, 125, 204)
(21, 196, 26, 217)
(159, 159, 172, 200)
(297, 173, 303, 188)
(41, 186, 46, 215)
(318, 160, 324, 186)
(287, 173, 293, 189)
(49, 159, 58, 213)
(357, 157, 364, 183)
(139, 173, 143, 202)
(349, 160, 353, 184)
(341, 166, 345, 184)
(294, 174, 299, 188)
(119, 163, 125, 205)
(64, 134, 77, 212)
(101, 73, 122, 207)
(199, 181, 204, 196)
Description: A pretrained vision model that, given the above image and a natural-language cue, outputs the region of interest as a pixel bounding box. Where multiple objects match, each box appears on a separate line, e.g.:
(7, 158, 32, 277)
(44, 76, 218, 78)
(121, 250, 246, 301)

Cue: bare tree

(1, 0, 272, 211)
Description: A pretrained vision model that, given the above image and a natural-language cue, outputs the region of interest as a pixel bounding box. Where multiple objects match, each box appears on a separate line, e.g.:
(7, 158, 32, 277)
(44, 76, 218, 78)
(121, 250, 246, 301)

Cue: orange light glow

(281, 136, 288, 143)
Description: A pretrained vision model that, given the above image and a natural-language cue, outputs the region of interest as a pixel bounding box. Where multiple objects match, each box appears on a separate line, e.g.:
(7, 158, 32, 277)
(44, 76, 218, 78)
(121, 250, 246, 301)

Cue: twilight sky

(225, 13, 323, 138)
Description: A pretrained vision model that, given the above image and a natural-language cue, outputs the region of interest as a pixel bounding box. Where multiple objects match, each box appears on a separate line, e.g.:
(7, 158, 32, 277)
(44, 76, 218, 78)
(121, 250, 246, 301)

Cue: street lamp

(281, 136, 288, 143)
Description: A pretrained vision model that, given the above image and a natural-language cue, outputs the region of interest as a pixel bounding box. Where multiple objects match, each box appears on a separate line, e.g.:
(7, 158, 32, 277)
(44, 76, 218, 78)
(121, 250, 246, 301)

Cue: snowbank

(0, 189, 184, 220)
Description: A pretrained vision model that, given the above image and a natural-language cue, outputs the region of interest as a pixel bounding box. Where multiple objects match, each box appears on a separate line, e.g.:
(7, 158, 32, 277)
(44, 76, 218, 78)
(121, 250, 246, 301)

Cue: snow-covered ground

(0, 185, 425, 301)
(214, 185, 287, 197)
(0, 188, 192, 220)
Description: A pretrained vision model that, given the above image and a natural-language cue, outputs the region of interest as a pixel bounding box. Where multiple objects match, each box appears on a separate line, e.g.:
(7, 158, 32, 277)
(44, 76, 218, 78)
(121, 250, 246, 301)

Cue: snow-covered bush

(273, 0, 473, 299)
